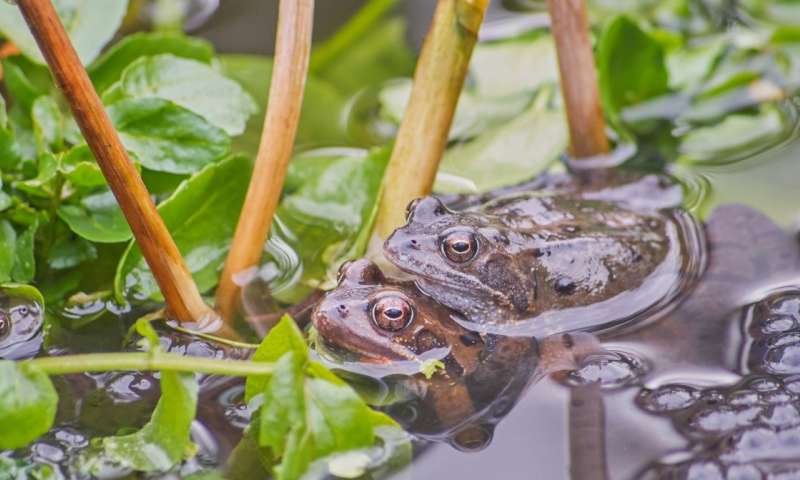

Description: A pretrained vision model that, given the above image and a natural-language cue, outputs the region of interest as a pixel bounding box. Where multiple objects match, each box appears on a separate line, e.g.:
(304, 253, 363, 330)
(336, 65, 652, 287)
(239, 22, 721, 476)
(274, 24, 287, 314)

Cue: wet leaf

(111, 54, 256, 136)
(88, 369, 199, 472)
(114, 154, 250, 302)
(246, 317, 405, 480)
(89, 32, 215, 93)
(0, 0, 128, 65)
(245, 315, 308, 402)
(59, 145, 106, 188)
(12, 221, 38, 283)
(57, 190, 132, 243)
(0, 361, 57, 449)
(108, 98, 230, 174)
(597, 15, 669, 124)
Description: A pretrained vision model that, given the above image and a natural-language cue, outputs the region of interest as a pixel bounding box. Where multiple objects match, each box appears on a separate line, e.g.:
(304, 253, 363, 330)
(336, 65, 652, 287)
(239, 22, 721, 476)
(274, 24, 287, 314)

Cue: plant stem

(372, 0, 488, 240)
(27, 352, 272, 377)
(546, 0, 609, 158)
(17, 0, 213, 325)
(309, 0, 397, 74)
(215, 0, 314, 323)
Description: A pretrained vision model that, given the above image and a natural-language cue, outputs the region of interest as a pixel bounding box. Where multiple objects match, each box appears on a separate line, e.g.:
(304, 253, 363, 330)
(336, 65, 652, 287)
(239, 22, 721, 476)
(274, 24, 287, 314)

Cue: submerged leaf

(0, 361, 57, 449)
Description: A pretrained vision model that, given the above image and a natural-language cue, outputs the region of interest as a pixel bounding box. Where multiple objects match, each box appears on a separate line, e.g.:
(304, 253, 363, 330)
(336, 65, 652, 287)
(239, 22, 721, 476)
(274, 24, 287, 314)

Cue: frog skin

(384, 173, 704, 335)
(311, 259, 602, 449)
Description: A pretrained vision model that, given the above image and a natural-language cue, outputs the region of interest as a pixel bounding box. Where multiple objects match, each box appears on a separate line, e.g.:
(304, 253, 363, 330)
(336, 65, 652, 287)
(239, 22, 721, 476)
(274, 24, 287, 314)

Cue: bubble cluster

(639, 291, 800, 478)
(746, 290, 800, 376)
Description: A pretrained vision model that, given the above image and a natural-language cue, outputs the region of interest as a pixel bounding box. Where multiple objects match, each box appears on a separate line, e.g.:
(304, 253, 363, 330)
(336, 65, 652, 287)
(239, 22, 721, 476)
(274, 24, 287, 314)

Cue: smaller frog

(312, 259, 602, 449)
(384, 175, 703, 334)
(0, 286, 44, 360)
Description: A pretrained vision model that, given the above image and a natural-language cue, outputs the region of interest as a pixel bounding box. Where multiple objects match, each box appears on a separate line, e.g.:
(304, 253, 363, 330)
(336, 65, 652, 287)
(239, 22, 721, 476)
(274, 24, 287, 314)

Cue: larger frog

(312, 258, 602, 449)
(384, 173, 705, 335)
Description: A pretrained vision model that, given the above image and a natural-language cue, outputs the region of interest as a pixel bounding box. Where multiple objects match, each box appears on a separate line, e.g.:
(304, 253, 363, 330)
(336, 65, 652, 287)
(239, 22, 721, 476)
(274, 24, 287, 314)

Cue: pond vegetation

(0, 0, 799, 478)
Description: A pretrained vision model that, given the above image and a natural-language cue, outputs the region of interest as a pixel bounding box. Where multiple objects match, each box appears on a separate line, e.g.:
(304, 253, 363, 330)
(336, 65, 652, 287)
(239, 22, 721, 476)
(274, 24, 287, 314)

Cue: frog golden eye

(371, 296, 414, 332)
(442, 231, 478, 263)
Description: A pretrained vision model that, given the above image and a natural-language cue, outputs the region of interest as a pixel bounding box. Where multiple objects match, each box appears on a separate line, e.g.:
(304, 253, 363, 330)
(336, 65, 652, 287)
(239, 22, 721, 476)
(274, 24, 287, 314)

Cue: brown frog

(312, 258, 601, 449)
(384, 174, 704, 335)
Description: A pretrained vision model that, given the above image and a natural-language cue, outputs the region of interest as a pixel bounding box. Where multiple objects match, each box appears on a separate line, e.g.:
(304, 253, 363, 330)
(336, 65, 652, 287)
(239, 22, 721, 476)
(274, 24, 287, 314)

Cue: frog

(0, 287, 45, 360)
(311, 258, 603, 450)
(383, 173, 705, 335)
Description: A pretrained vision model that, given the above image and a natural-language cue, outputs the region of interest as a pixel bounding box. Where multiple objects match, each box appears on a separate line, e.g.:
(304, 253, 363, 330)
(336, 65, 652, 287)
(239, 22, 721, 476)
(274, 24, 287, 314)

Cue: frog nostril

(336, 304, 348, 317)
(554, 277, 577, 295)
(409, 239, 419, 249)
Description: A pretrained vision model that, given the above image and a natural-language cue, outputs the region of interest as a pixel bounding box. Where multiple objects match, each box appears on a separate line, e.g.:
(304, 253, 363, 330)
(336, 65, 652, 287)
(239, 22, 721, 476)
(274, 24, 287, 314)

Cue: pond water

(5, 2, 800, 479)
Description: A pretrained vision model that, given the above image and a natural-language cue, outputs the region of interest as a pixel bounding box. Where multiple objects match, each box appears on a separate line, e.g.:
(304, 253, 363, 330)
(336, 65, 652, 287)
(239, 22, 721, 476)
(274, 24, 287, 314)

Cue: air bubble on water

(745, 377, 782, 392)
(766, 344, 800, 375)
(767, 333, 800, 348)
(729, 391, 761, 407)
(761, 404, 800, 427)
(769, 296, 800, 318)
(689, 406, 762, 434)
(686, 461, 724, 480)
(722, 427, 779, 463)
(761, 389, 792, 404)
(784, 376, 800, 394)
(564, 350, 646, 390)
(762, 315, 797, 334)
(725, 464, 763, 480)
(638, 384, 699, 412)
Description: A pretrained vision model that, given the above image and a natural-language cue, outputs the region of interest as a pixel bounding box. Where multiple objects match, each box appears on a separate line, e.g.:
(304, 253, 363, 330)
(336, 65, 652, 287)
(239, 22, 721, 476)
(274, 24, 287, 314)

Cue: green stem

(309, 0, 397, 73)
(26, 352, 273, 377)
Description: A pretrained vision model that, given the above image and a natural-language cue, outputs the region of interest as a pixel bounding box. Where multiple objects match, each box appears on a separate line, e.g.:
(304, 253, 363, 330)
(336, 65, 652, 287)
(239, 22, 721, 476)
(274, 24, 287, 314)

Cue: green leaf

(48, 234, 97, 270)
(0, 0, 128, 65)
(89, 32, 215, 93)
(245, 315, 308, 402)
(1, 56, 52, 113)
(114, 154, 249, 301)
(90, 370, 199, 472)
(0, 220, 17, 283)
(57, 190, 132, 243)
(59, 145, 106, 188)
(0, 361, 57, 449)
(246, 318, 395, 480)
(111, 54, 256, 136)
(0, 457, 58, 479)
(31, 96, 64, 153)
(437, 91, 567, 193)
(15, 152, 58, 198)
(469, 32, 559, 98)
(12, 221, 38, 283)
(597, 15, 669, 124)
(108, 98, 230, 174)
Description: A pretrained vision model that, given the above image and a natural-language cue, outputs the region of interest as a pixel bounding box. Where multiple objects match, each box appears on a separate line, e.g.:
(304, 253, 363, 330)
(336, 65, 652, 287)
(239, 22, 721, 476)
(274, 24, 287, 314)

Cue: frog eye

(441, 230, 478, 263)
(371, 295, 414, 332)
